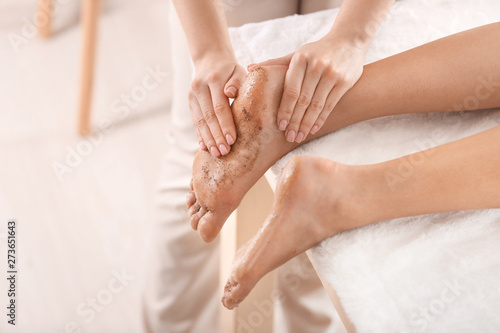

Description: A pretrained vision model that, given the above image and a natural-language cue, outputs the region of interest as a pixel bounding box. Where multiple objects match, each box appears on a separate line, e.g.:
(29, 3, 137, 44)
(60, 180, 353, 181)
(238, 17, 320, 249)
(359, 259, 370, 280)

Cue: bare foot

(221, 156, 366, 309)
(186, 66, 297, 242)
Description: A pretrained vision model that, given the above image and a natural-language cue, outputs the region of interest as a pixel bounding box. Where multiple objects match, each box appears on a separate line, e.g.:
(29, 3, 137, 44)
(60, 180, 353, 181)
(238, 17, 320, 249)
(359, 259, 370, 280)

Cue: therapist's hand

(248, 36, 367, 143)
(190, 55, 246, 157)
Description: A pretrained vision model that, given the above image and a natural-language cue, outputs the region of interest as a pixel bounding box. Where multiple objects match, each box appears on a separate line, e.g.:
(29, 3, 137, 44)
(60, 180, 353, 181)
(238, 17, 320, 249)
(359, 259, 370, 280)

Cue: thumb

(247, 53, 294, 71)
(224, 66, 246, 98)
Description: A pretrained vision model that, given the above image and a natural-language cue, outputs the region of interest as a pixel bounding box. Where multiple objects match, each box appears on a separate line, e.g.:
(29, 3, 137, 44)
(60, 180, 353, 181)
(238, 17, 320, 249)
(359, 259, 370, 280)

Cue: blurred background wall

(0, 1, 173, 332)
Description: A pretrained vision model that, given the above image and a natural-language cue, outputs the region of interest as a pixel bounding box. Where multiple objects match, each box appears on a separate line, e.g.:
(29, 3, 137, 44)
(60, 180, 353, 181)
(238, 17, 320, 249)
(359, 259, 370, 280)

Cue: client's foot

(186, 66, 297, 242)
(221, 156, 366, 309)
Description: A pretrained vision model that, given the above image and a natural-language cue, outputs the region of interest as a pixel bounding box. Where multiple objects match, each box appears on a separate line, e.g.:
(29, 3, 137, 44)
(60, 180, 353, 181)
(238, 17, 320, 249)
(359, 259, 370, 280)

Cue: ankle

(347, 162, 402, 226)
(324, 162, 380, 234)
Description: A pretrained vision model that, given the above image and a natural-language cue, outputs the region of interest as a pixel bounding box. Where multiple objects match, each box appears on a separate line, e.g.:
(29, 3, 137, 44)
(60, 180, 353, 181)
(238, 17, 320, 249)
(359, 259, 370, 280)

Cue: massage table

(221, 1, 500, 331)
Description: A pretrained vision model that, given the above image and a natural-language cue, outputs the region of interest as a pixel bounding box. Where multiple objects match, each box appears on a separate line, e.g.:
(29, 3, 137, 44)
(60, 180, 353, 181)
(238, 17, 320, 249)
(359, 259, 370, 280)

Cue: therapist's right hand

(189, 56, 246, 157)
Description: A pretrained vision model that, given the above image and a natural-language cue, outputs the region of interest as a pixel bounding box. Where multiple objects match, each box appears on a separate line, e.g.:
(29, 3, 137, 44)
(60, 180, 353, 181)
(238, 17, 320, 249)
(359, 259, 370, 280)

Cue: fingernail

(286, 130, 296, 142)
(295, 132, 304, 143)
(219, 144, 228, 155)
(210, 146, 220, 157)
(226, 134, 234, 145)
(199, 141, 206, 150)
(279, 120, 288, 131)
(247, 64, 255, 71)
(227, 86, 237, 98)
(311, 125, 319, 134)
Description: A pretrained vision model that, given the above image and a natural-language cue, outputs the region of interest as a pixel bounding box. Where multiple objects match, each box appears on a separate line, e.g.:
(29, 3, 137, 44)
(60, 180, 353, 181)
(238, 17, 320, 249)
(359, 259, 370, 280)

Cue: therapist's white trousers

(142, 1, 343, 332)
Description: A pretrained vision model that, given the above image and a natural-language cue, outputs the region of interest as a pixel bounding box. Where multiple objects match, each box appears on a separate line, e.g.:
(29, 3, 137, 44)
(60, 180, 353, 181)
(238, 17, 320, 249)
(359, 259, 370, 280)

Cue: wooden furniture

(38, 0, 52, 38)
(220, 177, 275, 332)
(38, 0, 98, 135)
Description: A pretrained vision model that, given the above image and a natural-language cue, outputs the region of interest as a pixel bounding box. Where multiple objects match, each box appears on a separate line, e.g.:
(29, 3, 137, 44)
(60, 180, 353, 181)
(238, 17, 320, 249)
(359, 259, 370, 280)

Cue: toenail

(219, 144, 228, 155)
(226, 134, 234, 145)
(279, 120, 288, 131)
(295, 132, 305, 143)
(311, 125, 319, 134)
(210, 146, 220, 157)
(286, 130, 296, 142)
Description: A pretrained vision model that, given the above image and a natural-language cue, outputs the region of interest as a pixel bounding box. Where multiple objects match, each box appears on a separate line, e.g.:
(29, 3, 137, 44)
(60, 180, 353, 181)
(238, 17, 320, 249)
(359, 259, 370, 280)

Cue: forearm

(172, 0, 236, 65)
(312, 22, 500, 139)
(327, 0, 396, 49)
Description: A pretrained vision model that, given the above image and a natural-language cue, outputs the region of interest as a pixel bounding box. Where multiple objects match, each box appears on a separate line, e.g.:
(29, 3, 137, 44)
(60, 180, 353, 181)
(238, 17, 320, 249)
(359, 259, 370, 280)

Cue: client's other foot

(187, 66, 296, 242)
(221, 156, 366, 309)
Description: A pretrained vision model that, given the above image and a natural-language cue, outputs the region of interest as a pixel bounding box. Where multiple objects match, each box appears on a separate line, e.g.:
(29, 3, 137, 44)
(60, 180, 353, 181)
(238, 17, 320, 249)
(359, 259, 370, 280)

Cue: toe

(221, 273, 254, 309)
(198, 212, 222, 243)
(190, 206, 207, 230)
(186, 191, 196, 208)
(222, 278, 243, 309)
(188, 202, 201, 217)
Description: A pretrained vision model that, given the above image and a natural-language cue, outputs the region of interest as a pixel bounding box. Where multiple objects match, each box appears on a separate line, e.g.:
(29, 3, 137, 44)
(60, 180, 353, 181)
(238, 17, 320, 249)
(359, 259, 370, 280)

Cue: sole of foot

(186, 65, 297, 242)
(221, 155, 365, 309)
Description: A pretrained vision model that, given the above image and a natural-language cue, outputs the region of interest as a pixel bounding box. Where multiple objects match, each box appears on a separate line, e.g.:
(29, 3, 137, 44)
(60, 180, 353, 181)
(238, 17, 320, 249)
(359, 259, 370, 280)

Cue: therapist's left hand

(248, 36, 368, 143)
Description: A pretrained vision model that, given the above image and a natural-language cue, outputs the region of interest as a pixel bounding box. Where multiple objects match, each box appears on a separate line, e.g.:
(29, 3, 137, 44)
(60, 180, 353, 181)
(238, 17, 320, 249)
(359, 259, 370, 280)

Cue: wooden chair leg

(38, 0, 52, 38)
(220, 177, 275, 332)
(78, 0, 99, 136)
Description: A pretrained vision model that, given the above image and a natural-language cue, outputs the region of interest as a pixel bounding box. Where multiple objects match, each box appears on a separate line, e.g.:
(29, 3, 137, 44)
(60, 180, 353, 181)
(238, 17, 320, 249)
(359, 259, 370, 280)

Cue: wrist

(322, 29, 371, 55)
(327, 6, 382, 48)
(192, 47, 236, 69)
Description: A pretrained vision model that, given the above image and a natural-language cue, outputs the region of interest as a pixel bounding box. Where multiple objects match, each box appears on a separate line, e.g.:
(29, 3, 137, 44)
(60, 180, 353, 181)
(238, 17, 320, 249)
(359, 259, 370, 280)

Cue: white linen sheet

(229, 1, 500, 331)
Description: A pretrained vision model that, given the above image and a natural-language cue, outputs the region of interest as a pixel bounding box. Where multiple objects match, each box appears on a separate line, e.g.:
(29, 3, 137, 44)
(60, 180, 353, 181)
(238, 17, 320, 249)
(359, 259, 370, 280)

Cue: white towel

(229, 1, 500, 332)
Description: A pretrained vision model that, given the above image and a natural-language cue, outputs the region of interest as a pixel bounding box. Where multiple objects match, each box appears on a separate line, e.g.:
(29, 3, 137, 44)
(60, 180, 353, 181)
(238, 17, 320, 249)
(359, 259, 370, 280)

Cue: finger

(189, 98, 205, 150)
(190, 92, 220, 157)
(189, 91, 210, 151)
(247, 53, 293, 71)
(277, 55, 307, 133)
(195, 83, 229, 157)
(194, 125, 206, 150)
(296, 76, 335, 142)
(208, 83, 235, 153)
(312, 84, 347, 134)
(224, 66, 245, 100)
(285, 64, 322, 143)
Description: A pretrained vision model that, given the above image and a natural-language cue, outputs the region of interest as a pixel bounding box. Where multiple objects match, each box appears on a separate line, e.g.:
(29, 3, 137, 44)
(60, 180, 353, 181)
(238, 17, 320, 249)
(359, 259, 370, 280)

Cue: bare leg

(223, 124, 500, 309)
(187, 22, 500, 243)
(318, 22, 500, 135)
